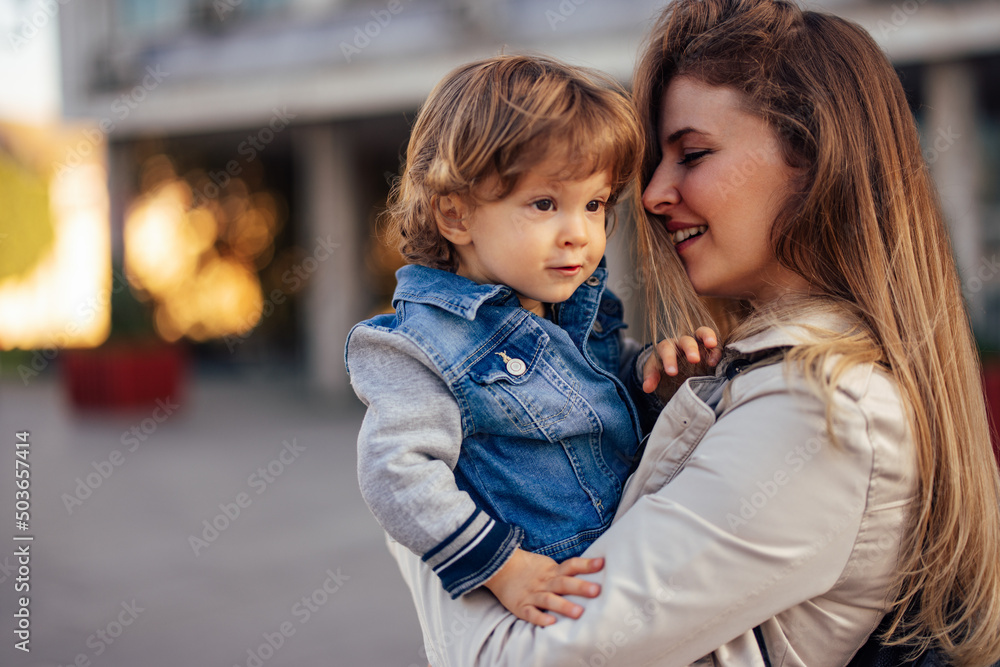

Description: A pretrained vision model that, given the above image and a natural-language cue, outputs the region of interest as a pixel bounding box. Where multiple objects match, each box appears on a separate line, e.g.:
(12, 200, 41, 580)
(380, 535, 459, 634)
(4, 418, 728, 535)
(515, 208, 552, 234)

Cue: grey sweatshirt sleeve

(345, 325, 522, 598)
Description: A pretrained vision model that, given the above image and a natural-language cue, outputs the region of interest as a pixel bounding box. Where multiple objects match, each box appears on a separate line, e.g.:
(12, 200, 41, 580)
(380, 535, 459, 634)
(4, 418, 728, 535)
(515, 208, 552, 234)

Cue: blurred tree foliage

(108, 267, 159, 342)
(0, 150, 56, 281)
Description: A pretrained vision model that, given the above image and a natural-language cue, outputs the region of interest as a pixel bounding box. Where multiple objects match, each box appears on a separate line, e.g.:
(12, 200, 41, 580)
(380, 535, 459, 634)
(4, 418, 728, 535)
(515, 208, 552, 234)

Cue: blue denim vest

(361, 263, 642, 560)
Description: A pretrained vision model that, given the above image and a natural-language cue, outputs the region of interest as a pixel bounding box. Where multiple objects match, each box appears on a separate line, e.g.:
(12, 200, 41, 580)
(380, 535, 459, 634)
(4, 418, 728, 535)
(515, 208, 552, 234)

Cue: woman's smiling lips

(666, 221, 708, 252)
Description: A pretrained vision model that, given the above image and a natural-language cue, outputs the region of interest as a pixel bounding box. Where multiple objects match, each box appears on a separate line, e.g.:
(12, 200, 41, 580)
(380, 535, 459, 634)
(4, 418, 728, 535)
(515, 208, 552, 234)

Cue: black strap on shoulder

(723, 348, 789, 381)
(725, 358, 754, 380)
(753, 625, 772, 667)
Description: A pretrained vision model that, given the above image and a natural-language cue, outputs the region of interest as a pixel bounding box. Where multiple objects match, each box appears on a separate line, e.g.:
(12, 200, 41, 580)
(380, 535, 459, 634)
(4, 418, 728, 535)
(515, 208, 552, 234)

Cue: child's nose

(560, 212, 590, 246)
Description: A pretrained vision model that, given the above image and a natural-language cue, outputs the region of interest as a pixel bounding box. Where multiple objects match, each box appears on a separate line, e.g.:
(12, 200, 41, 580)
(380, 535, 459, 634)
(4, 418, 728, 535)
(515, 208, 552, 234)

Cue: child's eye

(532, 199, 554, 212)
(678, 150, 711, 166)
(585, 200, 605, 213)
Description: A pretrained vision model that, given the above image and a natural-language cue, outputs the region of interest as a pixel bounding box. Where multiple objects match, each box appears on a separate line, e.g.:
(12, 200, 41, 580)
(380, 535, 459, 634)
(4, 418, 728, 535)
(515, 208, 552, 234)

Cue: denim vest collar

(391, 262, 610, 323)
(391, 265, 516, 321)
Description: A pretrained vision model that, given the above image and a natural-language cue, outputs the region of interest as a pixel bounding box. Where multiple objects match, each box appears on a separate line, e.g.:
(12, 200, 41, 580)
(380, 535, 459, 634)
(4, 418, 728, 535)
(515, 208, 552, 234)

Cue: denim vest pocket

(466, 318, 585, 439)
(466, 322, 548, 386)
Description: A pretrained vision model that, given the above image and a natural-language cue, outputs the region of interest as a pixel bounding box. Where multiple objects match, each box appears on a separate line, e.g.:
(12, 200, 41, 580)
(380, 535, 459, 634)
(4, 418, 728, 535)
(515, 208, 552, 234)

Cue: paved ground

(0, 371, 424, 667)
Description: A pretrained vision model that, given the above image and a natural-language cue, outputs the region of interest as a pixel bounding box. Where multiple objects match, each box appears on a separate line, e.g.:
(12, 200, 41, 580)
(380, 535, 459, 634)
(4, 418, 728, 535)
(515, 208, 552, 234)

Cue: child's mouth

(551, 265, 583, 276)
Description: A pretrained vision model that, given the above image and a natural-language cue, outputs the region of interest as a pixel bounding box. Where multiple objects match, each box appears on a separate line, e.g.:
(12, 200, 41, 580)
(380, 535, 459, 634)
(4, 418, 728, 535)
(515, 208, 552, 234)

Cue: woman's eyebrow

(664, 127, 707, 144)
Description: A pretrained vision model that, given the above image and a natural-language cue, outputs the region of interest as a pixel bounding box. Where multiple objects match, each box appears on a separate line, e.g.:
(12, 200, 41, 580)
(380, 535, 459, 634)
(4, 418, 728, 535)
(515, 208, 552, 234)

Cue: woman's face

(642, 76, 810, 303)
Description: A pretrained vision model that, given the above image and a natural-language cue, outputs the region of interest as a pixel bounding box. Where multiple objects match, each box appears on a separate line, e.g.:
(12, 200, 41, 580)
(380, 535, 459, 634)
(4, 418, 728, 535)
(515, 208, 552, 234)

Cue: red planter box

(62, 343, 186, 410)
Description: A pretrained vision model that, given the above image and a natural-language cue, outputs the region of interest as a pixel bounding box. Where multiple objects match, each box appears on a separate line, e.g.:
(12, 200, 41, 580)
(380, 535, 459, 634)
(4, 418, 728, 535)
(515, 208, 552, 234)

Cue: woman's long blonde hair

(633, 0, 1000, 663)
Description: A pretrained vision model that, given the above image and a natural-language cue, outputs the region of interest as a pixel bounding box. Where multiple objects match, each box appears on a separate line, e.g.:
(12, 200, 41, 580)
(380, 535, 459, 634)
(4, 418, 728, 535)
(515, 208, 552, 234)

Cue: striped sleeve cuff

(422, 510, 523, 599)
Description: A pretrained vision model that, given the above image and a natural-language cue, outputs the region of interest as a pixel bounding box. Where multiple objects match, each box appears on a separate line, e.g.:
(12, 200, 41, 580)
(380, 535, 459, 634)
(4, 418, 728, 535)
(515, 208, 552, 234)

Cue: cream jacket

(387, 316, 919, 667)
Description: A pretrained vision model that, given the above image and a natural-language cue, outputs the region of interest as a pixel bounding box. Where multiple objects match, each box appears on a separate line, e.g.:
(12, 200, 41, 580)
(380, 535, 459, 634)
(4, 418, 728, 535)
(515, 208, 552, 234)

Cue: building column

(294, 124, 363, 394)
(925, 61, 983, 324)
(107, 141, 131, 263)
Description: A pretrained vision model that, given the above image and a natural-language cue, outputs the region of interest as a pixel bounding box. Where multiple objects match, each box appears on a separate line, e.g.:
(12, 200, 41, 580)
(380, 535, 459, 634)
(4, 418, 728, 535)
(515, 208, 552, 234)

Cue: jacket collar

(392, 265, 516, 321)
(720, 307, 874, 398)
(721, 308, 857, 372)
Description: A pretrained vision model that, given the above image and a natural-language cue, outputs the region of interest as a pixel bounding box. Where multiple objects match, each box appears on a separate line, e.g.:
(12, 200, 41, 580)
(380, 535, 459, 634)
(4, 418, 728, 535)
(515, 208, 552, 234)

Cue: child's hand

(642, 326, 722, 399)
(483, 548, 604, 627)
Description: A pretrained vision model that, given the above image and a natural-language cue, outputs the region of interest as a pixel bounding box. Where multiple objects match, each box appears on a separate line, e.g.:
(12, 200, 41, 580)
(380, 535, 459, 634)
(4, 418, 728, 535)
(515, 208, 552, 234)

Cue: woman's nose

(642, 160, 680, 215)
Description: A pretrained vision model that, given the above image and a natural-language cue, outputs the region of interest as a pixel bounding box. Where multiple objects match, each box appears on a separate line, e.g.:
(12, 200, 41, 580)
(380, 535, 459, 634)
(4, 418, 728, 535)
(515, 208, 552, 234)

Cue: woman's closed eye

(678, 149, 712, 166)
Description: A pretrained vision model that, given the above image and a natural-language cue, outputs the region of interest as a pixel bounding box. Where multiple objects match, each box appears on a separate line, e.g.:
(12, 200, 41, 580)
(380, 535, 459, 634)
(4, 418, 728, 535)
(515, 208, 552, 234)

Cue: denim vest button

(496, 350, 527, 377)
(585, 276, 601, 287)
(505, 358, 527, 376)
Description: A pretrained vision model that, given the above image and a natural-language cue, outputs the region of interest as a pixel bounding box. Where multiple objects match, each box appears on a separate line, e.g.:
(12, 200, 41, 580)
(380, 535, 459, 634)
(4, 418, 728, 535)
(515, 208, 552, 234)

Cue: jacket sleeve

(386, 367, 885, 666)
(345, 325, 522, 598)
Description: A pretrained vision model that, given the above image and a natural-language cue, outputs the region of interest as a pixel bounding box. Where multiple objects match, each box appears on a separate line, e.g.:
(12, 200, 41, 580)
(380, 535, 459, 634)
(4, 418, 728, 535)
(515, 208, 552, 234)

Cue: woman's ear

(434, 194, 473, 245)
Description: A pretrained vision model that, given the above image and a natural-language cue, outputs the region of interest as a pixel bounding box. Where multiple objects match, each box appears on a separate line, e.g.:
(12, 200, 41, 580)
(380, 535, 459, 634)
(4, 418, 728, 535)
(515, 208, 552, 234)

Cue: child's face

(453, 157, 611, 317)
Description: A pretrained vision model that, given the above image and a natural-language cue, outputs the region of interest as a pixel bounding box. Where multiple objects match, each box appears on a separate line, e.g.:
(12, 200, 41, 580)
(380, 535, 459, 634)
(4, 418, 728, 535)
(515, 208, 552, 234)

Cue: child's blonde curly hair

(385, 54, 643, 271)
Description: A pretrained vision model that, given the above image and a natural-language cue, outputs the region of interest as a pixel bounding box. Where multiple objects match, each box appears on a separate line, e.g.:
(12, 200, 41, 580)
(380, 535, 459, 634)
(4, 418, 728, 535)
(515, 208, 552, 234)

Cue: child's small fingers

(537, 593, 584, 620)
(522, 607, 557, 627)
(708, 347, 723, 366)
(695, 326, 718, 348)
(642, 355, 663, 393)
(677, 336, 701, 363)
(642, 370, 660, 393)
(553, 575, 601, 598)
(655, 341, 679, 375)
(557, 557, 604, 575)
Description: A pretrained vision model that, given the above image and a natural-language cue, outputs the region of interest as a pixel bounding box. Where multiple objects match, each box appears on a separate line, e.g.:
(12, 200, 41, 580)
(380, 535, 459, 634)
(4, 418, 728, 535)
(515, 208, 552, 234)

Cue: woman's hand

(642, 326, 722, 400)
(483, 548, 604, 627)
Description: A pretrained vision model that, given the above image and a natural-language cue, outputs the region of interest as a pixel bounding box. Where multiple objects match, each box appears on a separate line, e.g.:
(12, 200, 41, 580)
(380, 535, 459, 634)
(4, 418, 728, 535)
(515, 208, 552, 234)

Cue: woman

(387, 0, 1000, 664)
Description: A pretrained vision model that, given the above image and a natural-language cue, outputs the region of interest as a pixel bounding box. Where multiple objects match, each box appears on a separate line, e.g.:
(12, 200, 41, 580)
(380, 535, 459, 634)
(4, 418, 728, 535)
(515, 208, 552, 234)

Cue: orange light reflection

(123, 155, 282, 343)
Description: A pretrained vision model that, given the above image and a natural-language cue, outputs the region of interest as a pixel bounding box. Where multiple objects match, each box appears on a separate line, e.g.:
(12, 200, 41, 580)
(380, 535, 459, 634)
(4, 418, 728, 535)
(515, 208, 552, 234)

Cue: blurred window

(117, 0, 298, 33)
(118, 0, 190, 33)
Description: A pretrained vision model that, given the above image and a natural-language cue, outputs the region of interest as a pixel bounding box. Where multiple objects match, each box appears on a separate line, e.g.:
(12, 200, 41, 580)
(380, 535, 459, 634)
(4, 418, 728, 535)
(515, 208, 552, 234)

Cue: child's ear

(433, 194, 473, 245)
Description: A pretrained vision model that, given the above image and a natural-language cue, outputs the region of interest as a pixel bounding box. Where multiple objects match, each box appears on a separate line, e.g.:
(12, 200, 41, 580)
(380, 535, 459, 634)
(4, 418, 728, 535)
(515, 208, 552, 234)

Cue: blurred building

(55, 0, 1000, 394)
